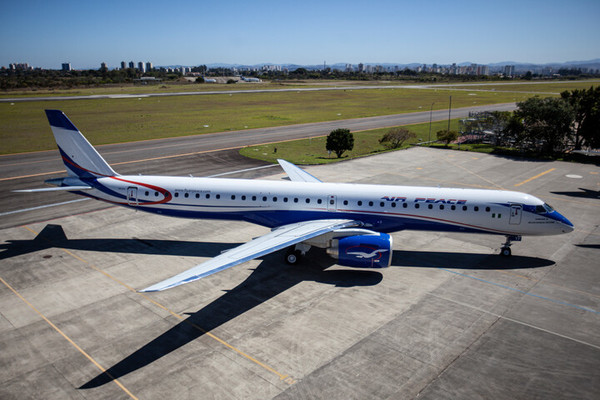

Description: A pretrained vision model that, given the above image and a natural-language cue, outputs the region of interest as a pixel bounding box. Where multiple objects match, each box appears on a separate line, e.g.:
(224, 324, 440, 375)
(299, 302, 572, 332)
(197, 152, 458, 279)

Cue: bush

(379, 127, 416, 149)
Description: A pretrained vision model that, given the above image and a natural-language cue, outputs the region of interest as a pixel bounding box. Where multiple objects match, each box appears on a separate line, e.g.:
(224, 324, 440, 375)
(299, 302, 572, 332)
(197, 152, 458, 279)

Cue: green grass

(2, 80, 595, 154)
(240, 119, 460, 164)
(440, 80, 600, 94)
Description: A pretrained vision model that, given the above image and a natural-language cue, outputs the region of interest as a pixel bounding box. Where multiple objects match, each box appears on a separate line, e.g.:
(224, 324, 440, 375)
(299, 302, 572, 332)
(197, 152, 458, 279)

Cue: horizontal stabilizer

(13, 186, 92, 193)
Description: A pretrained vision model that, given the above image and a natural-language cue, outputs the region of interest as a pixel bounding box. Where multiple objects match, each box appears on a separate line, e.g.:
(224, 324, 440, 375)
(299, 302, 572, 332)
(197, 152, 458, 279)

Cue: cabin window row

(146, 190, 496, 214)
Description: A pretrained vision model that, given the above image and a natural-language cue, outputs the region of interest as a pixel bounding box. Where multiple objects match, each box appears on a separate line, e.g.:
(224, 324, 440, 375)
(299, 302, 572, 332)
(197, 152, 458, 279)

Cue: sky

(1, 0, 599, 69)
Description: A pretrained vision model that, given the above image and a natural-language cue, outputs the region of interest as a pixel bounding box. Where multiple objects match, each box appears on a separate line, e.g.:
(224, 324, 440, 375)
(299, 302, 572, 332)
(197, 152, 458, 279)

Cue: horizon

(2, 0, 599, 70)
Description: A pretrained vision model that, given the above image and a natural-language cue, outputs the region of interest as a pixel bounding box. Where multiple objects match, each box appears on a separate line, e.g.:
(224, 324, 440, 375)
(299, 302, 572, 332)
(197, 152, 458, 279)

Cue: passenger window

(306, 198, 310, 204)
(216, 194, 220, 199)
(343, 200, 348, 206)
(195, 193, 200, 199)
(145, 191, 149, 196)
(283, 197, 288, 202)
(184, 193, 189, 198)
(380, 202, 385, 207)
(485, 207, 490, 212)
(262, 196, 267, 201)
(294, 198, 299, 203)
(252, 195, 257, 201)
(403, 203, 407, 208)
(206, 194, 210, 199)
(415, 204, 420, 209)
(358, 201, 362, 206)
(451, 205, 456, 210)
(368, 201, 374, 206)
(463, 205, 467, 211)
(241, 195, 246, 200)
(391, 202, 396, 208)
(439, 205, 444, 210)
(428, 204, 433, 209)
(174, 192, 179, 198)
(474, 206, 479, 212)
(273, 197, 277, 202)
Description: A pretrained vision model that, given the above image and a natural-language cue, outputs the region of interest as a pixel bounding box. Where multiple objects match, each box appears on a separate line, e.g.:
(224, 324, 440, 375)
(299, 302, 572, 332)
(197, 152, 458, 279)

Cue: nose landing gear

(500, 235, 521, 257)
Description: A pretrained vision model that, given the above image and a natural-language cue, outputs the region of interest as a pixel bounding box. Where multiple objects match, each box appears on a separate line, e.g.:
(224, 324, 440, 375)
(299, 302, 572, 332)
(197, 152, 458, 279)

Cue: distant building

(121, 61, 126, 70)
(62, 63, 72, 71)
(129, 61, 135, 69)
(504, 65, 515, 77)
(100, 62, 107, 71)
(357, 63, 364, 73)
(9, 63, 31, 71)
(138, 62, 146, 73)
(145, 61, 153, 71)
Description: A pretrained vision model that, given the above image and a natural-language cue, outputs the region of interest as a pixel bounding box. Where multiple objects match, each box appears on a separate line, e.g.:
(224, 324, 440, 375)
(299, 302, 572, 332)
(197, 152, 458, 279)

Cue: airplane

(16, 110, 574, 292)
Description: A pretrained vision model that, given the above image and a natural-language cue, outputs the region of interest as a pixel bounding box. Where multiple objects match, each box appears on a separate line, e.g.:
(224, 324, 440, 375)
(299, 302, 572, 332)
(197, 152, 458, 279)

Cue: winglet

(277, 159, 322, 183)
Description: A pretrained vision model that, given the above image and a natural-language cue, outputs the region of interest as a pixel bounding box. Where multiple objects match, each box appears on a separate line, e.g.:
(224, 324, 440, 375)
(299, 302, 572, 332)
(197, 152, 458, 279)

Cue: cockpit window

(535, 203, 554, 214)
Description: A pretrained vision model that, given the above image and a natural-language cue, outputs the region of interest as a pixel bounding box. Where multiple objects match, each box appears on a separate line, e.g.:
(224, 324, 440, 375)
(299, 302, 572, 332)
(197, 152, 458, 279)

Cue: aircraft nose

(556, 212, 574, 233)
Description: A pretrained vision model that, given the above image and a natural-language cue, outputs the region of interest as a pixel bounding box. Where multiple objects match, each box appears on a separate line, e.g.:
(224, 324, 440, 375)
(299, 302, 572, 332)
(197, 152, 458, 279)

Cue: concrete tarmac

(1, 147, 599, 399)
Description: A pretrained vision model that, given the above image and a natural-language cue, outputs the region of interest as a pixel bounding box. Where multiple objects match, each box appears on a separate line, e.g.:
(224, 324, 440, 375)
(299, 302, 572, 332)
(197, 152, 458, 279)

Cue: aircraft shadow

(3, 224, 552, 388)
(0, 224, 240, 261)
(391, 250, 554, 270)
(80, 249, 382, 389)
(551, 188, 600, 200)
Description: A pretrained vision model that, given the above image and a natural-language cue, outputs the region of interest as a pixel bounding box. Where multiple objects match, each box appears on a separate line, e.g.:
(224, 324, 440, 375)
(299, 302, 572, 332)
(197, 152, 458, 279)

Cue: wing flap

(139, 219, 359, 292)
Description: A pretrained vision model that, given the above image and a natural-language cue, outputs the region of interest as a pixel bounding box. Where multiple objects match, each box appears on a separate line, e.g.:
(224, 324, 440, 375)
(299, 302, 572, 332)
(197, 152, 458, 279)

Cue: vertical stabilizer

(45, 110, 117, 178)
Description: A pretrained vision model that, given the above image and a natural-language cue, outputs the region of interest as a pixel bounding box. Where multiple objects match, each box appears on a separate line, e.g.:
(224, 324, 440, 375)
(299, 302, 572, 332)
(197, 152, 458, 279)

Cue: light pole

(428, 102, 434, 146)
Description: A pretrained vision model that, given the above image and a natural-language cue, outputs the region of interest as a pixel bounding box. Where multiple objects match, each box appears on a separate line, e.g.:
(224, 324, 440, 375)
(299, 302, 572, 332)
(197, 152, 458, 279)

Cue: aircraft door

(327, 195, 337, 211)
(127, 187, 138, 206)
(509, 204, 522, 225)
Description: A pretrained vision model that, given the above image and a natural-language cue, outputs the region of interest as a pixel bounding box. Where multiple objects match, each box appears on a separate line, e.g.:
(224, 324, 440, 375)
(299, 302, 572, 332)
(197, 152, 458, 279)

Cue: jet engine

(326, 232, 393, 268)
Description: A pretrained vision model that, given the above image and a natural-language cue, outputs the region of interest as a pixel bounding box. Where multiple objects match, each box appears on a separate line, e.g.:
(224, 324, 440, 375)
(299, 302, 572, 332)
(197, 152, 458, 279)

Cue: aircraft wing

(277, 159, 322, 183)
(139, 218, 360, 292)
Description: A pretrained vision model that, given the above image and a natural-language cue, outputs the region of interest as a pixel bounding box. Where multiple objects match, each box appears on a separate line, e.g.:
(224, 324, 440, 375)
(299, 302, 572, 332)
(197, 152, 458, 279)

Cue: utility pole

(447, 95, 452, 132)
(428, 102, 434, 145)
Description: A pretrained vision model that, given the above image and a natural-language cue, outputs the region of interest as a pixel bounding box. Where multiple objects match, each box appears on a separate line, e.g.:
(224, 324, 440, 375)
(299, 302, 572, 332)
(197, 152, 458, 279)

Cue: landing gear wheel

(285, 248, 302, 265)
(500, 247, 512, 257)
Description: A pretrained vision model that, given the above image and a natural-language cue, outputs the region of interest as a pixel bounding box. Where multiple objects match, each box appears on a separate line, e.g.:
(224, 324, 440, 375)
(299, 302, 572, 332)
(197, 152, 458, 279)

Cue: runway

(0, 103, 516, 228)
(1, 144, 599, 399)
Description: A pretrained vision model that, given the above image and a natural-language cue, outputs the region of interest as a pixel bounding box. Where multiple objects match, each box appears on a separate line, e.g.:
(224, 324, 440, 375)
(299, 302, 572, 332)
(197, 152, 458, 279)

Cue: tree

(579, 87, 600, 148)
(379, 127, 416, 149)
(326, 128, 354, 158)
(514, 97, 574, 155)
(561, 86, 600, 149)
(436, 130, 458, 146)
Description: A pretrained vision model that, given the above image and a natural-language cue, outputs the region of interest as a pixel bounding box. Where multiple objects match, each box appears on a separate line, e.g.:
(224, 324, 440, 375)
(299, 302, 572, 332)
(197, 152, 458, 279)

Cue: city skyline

(1, 0, 599, 69)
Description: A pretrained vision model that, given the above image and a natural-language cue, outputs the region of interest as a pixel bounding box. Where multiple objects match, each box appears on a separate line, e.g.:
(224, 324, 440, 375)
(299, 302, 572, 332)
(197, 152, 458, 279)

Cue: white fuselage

(81, 175, 573, 237)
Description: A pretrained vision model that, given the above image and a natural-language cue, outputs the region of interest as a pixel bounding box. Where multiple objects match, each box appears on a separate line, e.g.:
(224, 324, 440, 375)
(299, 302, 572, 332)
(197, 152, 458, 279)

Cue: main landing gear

(285, 243, 311, 265)
(500, 235, 521, 257)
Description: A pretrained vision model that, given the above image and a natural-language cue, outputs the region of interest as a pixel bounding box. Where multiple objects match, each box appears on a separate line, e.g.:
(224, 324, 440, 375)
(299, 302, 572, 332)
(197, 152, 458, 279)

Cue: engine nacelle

(326, 233, 393, 268)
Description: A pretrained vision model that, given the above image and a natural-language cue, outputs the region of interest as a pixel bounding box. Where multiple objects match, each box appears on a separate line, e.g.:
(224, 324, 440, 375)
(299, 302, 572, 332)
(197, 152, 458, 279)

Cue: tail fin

(45, 110, 117, 178)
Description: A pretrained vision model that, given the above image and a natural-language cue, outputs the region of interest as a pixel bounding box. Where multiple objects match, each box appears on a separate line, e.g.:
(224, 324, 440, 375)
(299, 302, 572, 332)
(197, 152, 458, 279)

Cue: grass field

(239, 119, 459, 164)
(440, 80, 600, 94)
(1, 80, 596, 155)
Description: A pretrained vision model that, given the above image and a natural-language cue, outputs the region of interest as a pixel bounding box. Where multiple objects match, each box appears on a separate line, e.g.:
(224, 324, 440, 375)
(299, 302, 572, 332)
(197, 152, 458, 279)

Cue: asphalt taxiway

(1, 147, 599, 399)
